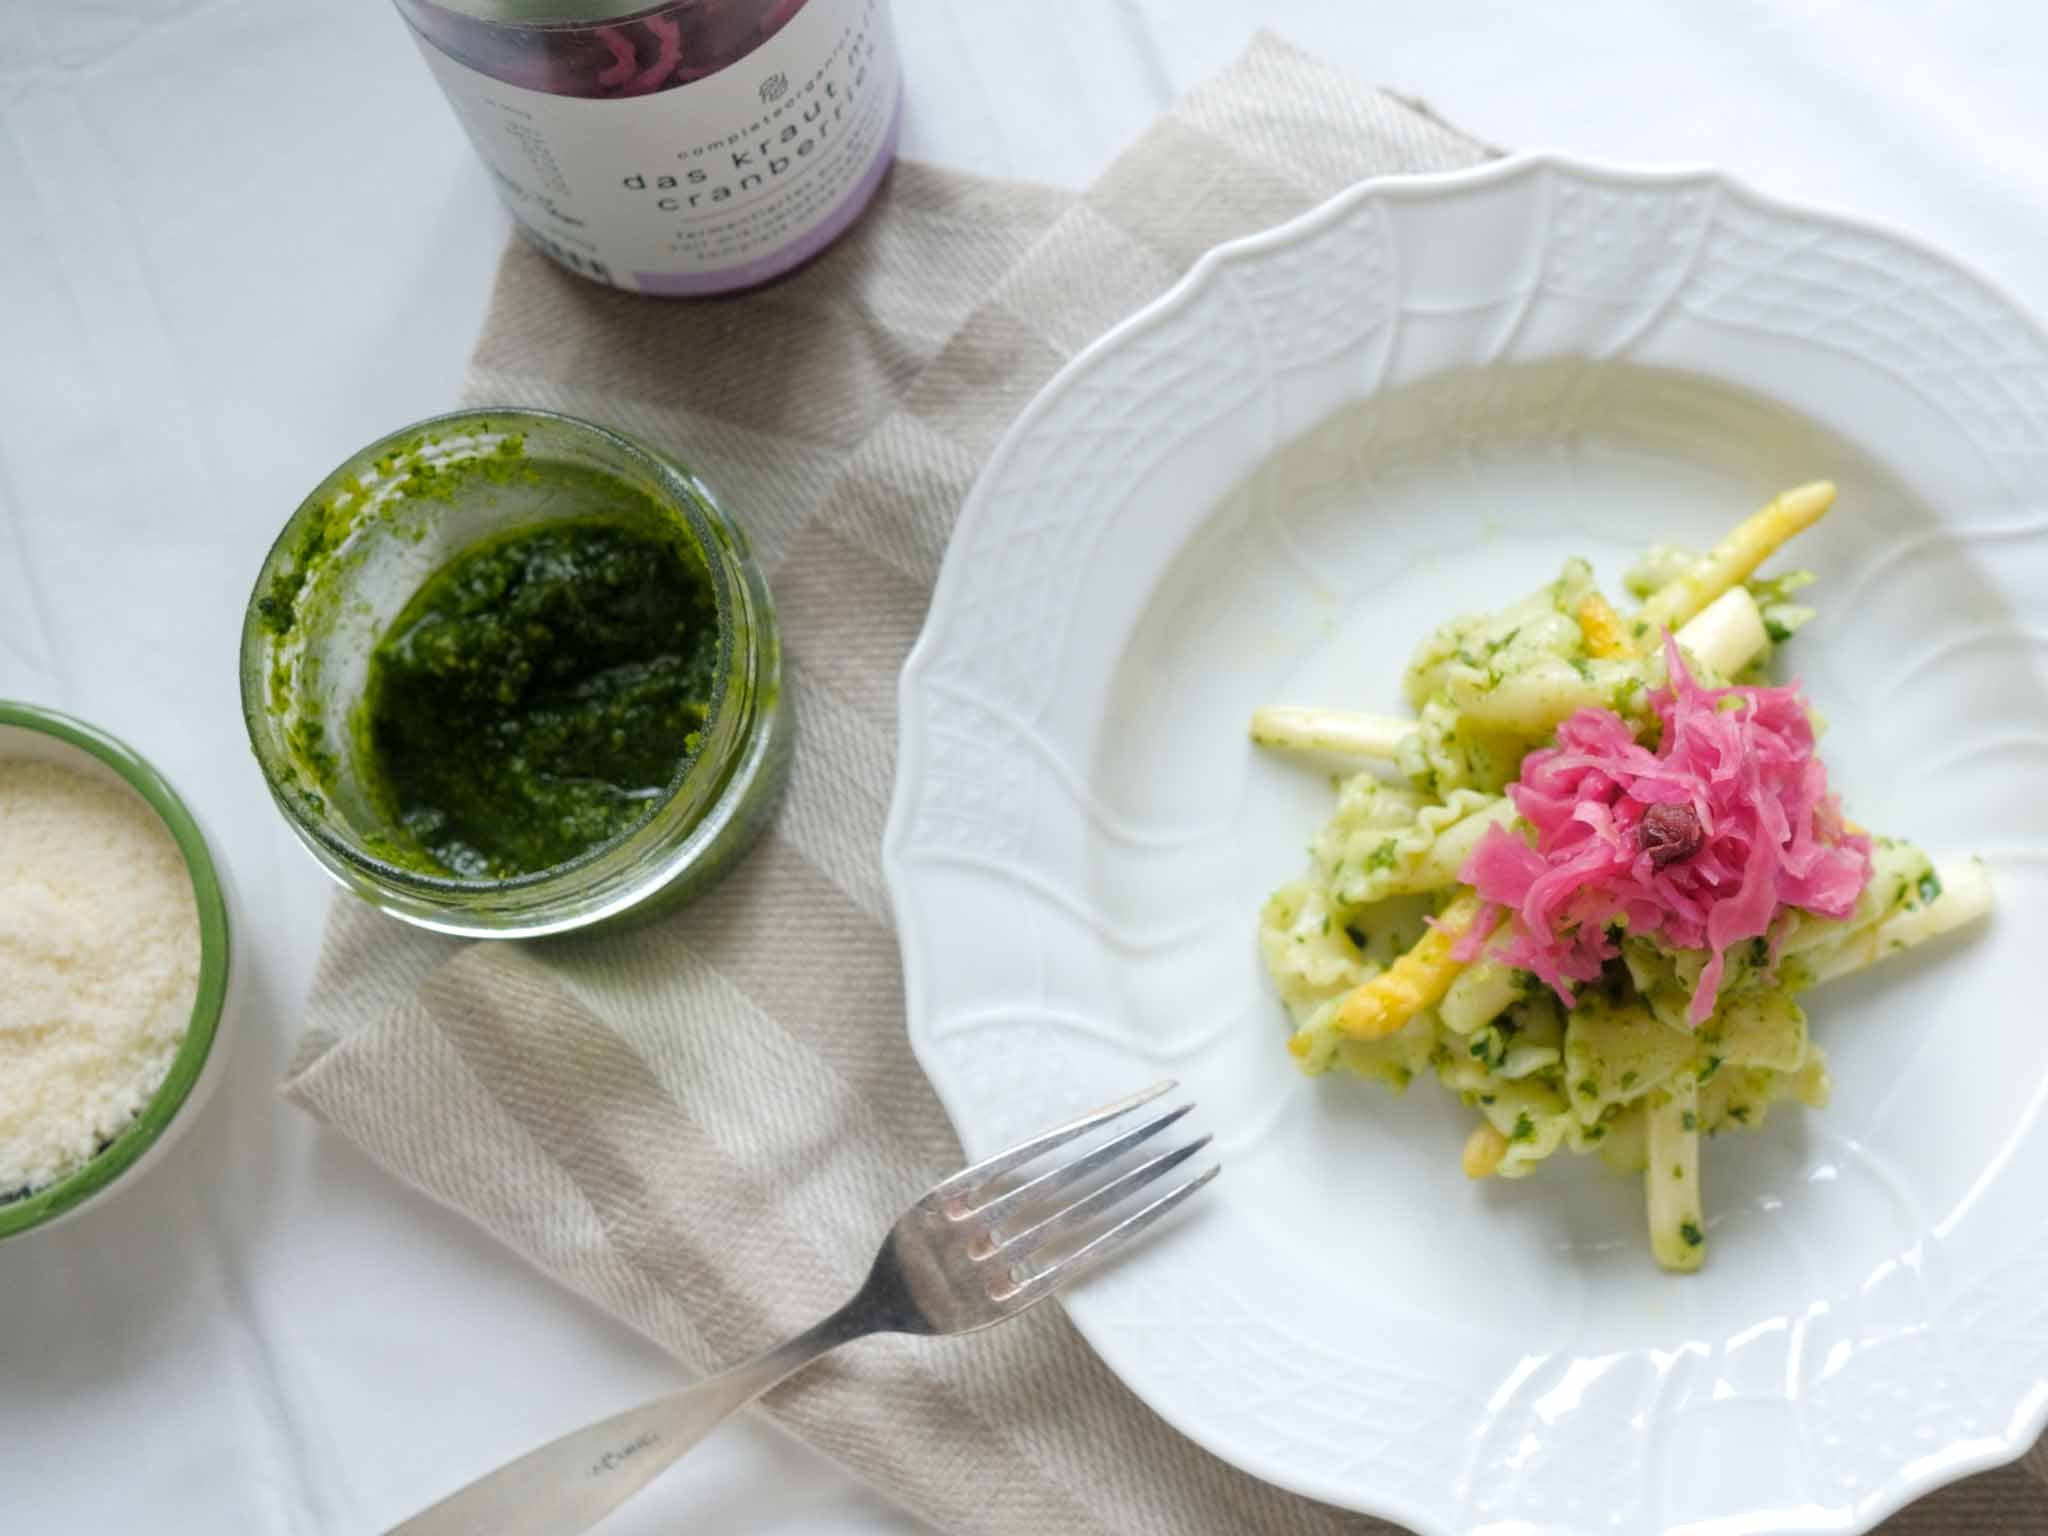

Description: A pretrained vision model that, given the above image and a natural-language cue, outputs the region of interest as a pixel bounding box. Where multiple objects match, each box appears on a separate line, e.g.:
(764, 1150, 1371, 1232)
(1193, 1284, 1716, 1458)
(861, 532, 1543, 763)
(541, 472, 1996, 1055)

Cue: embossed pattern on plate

(883, 155, 2048, 1535)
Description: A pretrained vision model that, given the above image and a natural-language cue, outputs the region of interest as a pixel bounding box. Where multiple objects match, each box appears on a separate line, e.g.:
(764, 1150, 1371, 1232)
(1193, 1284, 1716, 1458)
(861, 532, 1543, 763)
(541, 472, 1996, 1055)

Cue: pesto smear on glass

(360, 505, 720, 880)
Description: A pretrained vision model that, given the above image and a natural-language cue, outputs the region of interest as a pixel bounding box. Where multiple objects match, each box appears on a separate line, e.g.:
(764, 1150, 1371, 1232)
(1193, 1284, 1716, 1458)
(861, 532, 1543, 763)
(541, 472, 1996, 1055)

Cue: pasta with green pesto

(1250, 483, 1992, 1271)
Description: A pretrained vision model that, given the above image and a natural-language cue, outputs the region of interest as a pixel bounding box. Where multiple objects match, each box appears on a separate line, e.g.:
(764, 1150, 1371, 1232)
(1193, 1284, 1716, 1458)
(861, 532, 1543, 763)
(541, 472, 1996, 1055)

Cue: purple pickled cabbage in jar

(395, 0, 900, 294)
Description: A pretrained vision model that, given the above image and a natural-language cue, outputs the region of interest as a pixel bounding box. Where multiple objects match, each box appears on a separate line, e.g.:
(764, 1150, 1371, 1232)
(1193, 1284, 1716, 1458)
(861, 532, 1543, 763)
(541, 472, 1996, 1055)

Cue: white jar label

(414, 0, 901, 293)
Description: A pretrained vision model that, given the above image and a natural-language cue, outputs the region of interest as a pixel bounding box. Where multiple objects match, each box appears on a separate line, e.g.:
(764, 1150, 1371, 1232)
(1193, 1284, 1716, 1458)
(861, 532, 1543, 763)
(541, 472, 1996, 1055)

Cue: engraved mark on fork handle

(588, 1432, 659, 1480)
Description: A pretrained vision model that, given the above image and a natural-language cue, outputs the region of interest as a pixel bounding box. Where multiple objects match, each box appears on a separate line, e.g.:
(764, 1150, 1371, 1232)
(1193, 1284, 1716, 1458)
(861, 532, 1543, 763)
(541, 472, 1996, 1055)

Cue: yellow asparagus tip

(1576, 593, 1636, 660)
(1463, 1123, 1510, 1179)
(1641, 480, 1835, 632)
(1332, 891, 1485, 1040)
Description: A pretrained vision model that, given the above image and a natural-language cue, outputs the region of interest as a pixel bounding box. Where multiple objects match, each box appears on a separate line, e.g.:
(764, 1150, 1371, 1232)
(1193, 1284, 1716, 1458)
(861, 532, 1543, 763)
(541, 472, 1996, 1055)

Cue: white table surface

(3, 2, 2045, 1531)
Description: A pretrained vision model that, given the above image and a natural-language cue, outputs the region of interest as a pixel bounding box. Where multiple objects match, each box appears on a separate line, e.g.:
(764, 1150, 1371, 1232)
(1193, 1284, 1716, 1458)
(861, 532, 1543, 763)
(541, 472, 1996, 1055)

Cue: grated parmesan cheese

(0, 758, 200, 1197)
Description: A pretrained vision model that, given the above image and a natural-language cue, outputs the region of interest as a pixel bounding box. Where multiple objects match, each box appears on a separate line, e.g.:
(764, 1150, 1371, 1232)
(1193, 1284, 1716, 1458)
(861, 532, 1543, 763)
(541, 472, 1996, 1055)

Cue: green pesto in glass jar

(242, 409, 789, 939)
(360, 508, 720, 880)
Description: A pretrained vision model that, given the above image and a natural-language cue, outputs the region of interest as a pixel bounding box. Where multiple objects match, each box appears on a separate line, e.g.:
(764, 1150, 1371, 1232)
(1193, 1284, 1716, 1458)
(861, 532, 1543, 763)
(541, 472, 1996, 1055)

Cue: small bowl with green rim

(0, 701, 234, 1241)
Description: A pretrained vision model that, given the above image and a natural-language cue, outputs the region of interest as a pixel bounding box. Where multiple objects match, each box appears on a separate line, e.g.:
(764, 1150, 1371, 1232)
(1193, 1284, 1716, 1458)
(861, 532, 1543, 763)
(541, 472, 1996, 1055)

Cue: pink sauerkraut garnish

(1453, 636, 1872, 1024)
(406, 1, 809, 101)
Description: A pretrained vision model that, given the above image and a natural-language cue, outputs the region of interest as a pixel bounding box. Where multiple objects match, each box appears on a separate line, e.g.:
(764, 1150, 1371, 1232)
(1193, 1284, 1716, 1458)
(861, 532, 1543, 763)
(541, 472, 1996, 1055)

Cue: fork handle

(384, 1308, 865, 1536)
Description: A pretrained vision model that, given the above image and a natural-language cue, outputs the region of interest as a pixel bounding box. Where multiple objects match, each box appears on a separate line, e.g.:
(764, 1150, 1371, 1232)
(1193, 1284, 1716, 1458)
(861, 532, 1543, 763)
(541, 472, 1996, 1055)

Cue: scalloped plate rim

(881, 149, 2048, 1532)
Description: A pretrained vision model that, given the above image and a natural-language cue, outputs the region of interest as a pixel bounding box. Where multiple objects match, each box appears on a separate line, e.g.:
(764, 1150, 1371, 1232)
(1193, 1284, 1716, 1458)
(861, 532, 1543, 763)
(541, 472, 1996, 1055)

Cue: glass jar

(241, 409, 789, 938)
(395, 0, 901, 294)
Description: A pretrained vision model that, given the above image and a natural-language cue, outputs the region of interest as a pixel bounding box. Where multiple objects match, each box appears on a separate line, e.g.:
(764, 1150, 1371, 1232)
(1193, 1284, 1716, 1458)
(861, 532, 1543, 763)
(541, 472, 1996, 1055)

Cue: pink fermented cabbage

(403, 0, 807, 100)
(1454, 636, 1872, 1024)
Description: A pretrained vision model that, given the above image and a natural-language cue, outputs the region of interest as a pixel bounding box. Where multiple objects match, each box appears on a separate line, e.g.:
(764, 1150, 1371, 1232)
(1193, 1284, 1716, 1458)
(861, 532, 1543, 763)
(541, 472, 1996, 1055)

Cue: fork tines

(932, 1080, 1217, 1307)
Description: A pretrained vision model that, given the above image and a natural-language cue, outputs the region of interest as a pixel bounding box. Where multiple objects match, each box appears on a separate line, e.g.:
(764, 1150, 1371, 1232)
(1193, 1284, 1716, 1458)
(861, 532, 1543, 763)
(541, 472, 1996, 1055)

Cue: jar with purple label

(395, 0, 901, 295)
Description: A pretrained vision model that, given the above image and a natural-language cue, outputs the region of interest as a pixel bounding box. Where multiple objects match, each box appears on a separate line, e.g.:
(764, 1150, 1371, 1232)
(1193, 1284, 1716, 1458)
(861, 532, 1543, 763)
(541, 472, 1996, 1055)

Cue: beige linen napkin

(287, 33, 2046, 1535)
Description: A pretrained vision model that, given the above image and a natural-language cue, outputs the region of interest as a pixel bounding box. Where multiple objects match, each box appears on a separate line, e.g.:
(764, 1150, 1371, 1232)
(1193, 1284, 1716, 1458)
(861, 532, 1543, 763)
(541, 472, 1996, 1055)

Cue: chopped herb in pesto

(1679, 1221, 1704, 1248)
(1509, 1112, 1535, 1143)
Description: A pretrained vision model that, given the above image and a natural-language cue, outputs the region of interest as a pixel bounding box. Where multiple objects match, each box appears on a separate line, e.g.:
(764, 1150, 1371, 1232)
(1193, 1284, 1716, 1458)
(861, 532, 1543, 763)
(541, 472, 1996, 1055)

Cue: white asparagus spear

(1247, 706, 1410, 758)
(1677, 586, 1768, 678)
(1249, 585, 1768, 761)
(1640, 480, 1835, 632)
(1645, 1077, 1706, 1273)
(1806, 859, 1992, 985)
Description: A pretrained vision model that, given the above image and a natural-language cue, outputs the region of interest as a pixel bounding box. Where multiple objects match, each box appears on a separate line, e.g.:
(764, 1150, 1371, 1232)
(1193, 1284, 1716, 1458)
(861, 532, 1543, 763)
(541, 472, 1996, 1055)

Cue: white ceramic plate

(882, 154, 2048, 1534)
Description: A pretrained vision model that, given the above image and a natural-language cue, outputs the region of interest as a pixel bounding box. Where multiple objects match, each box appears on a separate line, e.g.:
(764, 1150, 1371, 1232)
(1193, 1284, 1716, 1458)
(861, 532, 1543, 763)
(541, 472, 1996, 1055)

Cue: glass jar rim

(240, 407, 761, 936)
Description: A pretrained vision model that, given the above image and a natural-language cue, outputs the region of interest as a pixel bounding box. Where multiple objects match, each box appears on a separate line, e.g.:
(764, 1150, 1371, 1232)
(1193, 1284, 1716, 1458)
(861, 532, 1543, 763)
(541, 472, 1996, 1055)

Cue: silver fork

(386, 1081, 1216, 1536)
